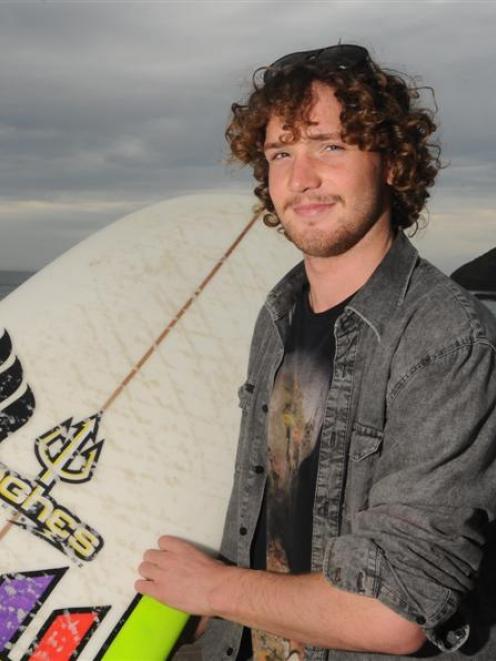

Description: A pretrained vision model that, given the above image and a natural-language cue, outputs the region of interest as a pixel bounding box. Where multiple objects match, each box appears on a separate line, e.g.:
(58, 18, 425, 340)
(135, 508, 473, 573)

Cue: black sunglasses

(263, 44, 370, 83)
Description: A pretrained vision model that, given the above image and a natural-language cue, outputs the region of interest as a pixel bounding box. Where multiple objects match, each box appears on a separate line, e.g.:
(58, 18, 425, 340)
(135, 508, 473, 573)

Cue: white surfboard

(0, 192, 299, 660)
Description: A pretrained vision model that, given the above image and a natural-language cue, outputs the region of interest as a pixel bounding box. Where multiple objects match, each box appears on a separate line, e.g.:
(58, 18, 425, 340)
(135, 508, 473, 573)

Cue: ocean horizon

(0, 271, 35, 300)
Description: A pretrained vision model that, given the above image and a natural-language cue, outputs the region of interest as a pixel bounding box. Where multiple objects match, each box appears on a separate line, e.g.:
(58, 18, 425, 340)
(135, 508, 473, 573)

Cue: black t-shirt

(238, 285, 350, 660)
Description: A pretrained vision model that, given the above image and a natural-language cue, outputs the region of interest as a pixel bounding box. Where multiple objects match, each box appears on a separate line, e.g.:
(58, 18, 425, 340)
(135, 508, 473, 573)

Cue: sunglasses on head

(263, 44, 370, 84)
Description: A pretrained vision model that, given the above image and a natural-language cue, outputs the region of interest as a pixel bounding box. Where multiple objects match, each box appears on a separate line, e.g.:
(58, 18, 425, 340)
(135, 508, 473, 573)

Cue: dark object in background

(451, 248, 496, 316)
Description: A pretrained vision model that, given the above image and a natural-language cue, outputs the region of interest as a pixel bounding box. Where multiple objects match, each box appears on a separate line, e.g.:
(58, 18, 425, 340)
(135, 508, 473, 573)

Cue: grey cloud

(0, 1, 495, 270)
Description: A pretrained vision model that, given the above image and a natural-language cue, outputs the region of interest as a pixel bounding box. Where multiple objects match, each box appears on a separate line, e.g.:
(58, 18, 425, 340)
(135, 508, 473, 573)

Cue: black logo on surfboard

(0, 329, 35, 443)
(0, 414, 105, 563)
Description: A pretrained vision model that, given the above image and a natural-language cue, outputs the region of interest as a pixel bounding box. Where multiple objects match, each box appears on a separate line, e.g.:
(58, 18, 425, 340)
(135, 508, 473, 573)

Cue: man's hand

(135, 535, 230, 615)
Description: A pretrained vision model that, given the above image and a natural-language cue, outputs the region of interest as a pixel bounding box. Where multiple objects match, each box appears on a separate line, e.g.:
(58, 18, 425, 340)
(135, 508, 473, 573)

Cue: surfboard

(0, 192, 298, 660)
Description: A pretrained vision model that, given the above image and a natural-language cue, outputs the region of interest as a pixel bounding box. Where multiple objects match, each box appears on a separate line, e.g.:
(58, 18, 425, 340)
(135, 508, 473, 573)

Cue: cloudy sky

(0, 0, 495, 273)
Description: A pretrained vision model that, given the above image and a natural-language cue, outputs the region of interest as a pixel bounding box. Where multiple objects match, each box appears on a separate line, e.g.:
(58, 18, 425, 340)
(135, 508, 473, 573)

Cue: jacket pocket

(346, 422, 384, 513)
(234, 381, 256, 473)
(350, 422, 383, 462)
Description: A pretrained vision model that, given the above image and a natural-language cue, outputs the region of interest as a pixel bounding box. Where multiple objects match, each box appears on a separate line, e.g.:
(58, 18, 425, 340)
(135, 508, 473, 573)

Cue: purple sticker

(0, 567, 67, 653)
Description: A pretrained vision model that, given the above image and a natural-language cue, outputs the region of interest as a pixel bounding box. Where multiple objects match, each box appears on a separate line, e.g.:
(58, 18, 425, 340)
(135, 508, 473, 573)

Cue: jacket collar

(264, 231, 419, 341)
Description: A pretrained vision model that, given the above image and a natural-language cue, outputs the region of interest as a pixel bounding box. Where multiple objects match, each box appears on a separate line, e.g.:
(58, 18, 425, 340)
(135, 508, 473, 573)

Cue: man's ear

(384, 158, 395, 186)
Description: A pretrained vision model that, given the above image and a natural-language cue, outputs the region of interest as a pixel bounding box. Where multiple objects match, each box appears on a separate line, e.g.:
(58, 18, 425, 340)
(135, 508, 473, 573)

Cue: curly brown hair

(225, 49, 441, 232)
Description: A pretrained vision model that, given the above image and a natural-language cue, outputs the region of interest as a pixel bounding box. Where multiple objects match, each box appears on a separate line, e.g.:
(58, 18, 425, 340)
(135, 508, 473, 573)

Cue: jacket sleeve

(322, 339, 496, 653)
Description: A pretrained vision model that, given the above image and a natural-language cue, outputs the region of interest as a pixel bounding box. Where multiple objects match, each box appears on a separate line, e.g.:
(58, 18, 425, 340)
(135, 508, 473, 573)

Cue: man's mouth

(291, 202, 336, 217)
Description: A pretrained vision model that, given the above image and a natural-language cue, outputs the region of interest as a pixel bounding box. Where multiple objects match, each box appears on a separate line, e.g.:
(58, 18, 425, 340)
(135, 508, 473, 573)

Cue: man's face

(264, 82, 392, 258)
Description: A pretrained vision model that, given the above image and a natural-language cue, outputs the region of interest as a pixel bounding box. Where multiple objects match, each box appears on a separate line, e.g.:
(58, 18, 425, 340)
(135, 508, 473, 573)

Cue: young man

(137, 45, 496, 659)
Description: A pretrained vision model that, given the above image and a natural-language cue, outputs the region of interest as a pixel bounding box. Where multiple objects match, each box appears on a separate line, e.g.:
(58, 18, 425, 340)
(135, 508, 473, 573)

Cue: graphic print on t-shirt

(251, 288, 348, 661)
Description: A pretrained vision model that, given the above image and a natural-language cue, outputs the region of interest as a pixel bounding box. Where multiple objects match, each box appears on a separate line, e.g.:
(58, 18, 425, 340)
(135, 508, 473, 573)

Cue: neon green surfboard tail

(99, 595, 189, 660)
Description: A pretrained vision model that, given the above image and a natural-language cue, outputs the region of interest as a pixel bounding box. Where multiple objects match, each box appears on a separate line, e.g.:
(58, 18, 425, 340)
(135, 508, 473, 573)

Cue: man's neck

(304, 216, 395, 313)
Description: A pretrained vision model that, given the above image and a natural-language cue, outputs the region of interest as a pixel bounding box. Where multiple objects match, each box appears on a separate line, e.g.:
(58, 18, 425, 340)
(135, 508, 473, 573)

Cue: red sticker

(27, 606, 109, 660)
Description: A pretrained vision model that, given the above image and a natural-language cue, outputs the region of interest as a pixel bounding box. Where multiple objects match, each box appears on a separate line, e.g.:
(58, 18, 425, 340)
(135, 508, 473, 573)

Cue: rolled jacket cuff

(323, 535, 470, 653)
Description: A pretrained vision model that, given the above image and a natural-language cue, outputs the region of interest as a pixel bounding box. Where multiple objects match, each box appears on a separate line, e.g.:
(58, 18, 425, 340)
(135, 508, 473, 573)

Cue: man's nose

(288, 154, 321, 192)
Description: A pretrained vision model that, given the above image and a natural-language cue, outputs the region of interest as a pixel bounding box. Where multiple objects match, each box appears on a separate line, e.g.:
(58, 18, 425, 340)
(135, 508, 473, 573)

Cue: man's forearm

(209, 565, 425, 655)
(136, 536, 425, 655)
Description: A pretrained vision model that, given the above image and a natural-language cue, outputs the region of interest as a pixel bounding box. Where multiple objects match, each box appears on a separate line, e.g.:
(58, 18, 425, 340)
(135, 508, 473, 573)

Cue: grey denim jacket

(200, 232, 496, 660)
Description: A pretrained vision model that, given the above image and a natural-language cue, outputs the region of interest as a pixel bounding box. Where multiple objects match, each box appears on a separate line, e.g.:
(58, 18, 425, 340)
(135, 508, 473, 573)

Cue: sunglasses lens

(267, 49, 316, 72)
(319, 45, 368, 69)
(263, 45, 369, 83)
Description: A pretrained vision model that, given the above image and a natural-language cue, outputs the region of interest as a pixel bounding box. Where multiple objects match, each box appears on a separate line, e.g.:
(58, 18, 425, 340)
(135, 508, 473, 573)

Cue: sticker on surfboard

(0, 414, 104, 564)
(0, 329, 35, 444)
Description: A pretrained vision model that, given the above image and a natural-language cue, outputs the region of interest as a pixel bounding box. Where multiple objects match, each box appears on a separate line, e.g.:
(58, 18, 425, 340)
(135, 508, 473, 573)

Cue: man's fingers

(135, 578, 161, 600)
(143, 548, 164, 565)
(195, 615, 210, 639)
(138, 560, 162, 581)
(158, 534, 187, 551)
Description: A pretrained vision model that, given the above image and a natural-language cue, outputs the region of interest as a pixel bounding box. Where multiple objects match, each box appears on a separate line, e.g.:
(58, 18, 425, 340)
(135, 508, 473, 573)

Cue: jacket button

(226, 647, 234, 656)
(415, 615, 426, 625)
(262, 404, 268, 413)
(239, 526, 248, 535)
(253, 465, 265, 474)
(317, 500, 329, 517)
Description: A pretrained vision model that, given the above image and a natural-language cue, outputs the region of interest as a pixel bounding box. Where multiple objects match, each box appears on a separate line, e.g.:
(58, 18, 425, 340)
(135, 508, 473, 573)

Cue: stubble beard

(278, 196, 387, 258)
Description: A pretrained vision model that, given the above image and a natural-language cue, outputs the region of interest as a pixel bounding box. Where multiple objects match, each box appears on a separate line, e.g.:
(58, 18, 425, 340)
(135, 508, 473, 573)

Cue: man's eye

(323, 144, 343, 152)
(269, 152, 289, 161)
